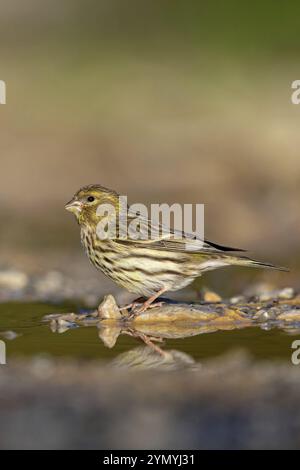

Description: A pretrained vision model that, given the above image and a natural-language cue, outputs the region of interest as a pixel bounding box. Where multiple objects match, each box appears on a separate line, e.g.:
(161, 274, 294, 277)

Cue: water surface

(0, 302, 296, 364)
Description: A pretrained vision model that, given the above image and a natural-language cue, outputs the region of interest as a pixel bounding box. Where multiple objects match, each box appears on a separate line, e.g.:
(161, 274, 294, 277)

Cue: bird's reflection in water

(98, 324, 207, 370)
(47, 294, 255, 370)
(110, 345, 197, 370)
(48, 309, 243, 370)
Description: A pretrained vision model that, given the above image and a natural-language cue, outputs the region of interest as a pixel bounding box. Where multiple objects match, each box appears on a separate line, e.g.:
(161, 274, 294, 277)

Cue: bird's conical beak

(65, 199, 83, 214)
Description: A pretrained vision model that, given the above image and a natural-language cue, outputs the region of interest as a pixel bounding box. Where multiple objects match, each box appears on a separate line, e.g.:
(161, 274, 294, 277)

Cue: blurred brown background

(0, 0, 299, 295)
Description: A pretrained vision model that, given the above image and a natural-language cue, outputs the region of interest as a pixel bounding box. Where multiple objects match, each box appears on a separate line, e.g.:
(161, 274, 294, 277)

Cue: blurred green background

(0, 0, 299, 295)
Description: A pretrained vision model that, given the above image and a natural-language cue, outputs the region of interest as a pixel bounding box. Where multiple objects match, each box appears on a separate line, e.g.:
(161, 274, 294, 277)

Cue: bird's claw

(127, 300, 165, 319)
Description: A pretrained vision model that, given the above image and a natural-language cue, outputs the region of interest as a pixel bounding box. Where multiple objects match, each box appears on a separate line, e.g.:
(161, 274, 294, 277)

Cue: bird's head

(65, 184, 120, 226)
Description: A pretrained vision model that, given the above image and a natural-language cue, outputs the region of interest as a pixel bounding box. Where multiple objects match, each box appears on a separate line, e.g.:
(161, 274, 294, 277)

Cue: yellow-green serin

(65, 184, 287, 313)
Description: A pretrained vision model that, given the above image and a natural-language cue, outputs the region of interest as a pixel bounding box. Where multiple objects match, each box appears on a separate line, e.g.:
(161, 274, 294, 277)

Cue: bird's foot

(128, 300, 165, 319)
(120, 297, 144, 311)
(119, 297, 145, 317)
(131, 287, 167, 316)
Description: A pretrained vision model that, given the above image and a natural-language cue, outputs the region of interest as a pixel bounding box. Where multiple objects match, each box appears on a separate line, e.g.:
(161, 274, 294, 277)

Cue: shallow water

(0, 302, 297, 364)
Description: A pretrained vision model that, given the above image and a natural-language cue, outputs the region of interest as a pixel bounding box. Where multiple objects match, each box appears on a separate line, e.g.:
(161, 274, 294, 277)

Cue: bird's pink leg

(120, 297, 145, 312)
(132, 287, 168, 315)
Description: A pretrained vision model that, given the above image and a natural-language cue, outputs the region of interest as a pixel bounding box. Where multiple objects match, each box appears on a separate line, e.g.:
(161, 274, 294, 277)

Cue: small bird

(65, 184, 287, 314)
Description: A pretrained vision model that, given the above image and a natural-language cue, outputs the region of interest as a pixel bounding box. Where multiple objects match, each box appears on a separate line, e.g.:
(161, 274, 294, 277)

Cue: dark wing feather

(113, 213, 246, 255)
(203, 239, 247, 252)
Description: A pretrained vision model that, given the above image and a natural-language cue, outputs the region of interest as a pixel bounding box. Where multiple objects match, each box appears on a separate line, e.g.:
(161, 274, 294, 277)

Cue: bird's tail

(229, 255, 289, 272)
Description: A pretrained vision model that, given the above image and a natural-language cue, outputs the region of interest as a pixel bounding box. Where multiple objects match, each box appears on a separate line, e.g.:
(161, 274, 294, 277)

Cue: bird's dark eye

(87, 196, 95, 203)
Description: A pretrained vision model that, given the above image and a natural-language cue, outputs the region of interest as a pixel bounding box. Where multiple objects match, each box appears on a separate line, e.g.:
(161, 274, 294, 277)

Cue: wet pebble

(254, 309, 269, 321)
(98, 294, 122, 320)
(258, 287, 296, 303)
(229, 295, 245, 305)
(254, 307, 279, 321)
(277, 309, 300, 322)
(50, 318, 78, 334)
(238, 306, 253, 316)
(258, 291, 278, 302)
(202, 289, 222, 303)
(278, 287, 294, 300)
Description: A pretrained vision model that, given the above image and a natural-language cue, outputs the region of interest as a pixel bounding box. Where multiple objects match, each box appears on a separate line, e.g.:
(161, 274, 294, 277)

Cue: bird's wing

(113, 212, 246, 254)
